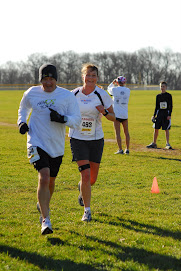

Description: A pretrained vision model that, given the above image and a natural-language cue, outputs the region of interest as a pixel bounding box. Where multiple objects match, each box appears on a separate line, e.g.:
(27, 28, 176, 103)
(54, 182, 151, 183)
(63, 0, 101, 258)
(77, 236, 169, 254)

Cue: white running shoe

(81, 210, 92, 222)
(37, 202, 50, 225)
(146, 142, 157, 149)
(124, 149, 129, 154)
(165, 143, 172, 149)
(114, 149, 124, 154)
(41, 217, 53, 235)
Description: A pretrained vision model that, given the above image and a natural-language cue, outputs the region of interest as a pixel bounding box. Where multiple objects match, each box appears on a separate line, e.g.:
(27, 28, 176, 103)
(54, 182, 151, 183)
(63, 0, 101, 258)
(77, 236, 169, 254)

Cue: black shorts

(33, 147, 63, 177)
(70, 138, 104, 163)
(154, 115, 171, 130)
(116, 118, 127, 123)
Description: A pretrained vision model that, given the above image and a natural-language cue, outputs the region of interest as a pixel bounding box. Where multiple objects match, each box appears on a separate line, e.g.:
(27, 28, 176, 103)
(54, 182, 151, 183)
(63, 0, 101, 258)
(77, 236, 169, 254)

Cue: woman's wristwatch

(103, 109, 109, 116)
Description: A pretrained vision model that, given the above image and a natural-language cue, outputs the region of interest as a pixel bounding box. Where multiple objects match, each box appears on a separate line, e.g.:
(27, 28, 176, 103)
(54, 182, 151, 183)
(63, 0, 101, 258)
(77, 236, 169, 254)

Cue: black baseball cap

(39, 64, 57, 81)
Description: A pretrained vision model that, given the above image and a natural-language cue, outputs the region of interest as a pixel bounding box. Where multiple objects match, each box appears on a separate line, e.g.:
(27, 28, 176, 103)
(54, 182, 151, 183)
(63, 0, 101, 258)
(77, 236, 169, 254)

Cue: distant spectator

(146, 81, 173, 149)
(107, 76, 130, 154)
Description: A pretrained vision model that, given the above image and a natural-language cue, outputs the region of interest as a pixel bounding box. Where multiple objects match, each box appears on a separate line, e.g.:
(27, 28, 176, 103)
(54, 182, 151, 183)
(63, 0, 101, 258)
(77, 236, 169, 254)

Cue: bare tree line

(0, 47, 181, 89)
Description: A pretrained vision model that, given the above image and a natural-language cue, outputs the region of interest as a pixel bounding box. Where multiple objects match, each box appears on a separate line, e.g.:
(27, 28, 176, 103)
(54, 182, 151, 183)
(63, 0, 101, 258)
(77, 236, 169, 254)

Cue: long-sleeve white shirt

(18, 85, 81, 157)
(107, 83, 130, 119)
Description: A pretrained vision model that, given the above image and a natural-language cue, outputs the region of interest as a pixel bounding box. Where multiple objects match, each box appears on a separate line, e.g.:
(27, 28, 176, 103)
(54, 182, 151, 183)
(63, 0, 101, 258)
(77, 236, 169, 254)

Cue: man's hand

(19, 122, 29, 134)
(49, 108, 67, 123)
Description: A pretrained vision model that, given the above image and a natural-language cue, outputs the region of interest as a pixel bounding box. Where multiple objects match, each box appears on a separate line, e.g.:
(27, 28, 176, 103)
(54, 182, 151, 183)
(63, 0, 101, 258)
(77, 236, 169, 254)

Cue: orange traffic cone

(151, 177, 160, 193)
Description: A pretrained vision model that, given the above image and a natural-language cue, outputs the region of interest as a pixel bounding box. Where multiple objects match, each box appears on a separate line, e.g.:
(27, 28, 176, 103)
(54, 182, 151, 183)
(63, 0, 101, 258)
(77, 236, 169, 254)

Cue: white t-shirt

(107, 83, 130, 119)
(18, 85, 81, 157)
(69, 86, 113, 140)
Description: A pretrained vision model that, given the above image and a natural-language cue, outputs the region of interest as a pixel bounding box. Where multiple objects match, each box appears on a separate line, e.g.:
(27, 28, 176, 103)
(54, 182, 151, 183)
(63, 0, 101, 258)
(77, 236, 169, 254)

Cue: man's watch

(103, 109, 109, 116)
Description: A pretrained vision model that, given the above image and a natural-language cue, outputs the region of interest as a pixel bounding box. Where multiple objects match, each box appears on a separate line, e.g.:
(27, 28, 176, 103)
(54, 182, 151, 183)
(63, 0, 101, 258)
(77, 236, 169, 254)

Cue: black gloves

(19, 109, 67, 135)
(49, 108, 67, 123)
(152, 116, 157, 123)
(19, 122, 29, 134)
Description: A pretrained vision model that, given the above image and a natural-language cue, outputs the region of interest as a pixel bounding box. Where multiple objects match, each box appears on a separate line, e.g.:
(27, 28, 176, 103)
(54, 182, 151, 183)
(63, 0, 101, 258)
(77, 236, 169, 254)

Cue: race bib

(160, 102, 167, 109)
(80, 117, 96, 136)
(27, 146, 40, 164)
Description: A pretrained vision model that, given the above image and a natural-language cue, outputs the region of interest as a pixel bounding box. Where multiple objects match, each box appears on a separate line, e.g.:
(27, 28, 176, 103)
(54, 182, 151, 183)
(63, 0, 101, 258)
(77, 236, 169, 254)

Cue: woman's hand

(96, 105, 116, 121)
(96, 105, 106, 114)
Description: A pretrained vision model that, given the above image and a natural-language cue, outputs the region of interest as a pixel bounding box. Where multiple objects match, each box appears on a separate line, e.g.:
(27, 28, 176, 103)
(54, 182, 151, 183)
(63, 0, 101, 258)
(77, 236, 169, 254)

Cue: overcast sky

(1, 0, 181, 65)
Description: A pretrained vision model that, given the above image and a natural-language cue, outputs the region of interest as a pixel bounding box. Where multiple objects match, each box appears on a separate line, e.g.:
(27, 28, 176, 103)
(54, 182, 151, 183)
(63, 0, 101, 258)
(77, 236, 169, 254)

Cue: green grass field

(0, 90, 181, 271)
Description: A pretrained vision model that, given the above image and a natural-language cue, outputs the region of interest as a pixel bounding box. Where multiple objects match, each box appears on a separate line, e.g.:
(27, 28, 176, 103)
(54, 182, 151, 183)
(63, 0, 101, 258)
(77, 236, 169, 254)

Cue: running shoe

(37, 202, 50, 225)
(114, 149, 124, 154)
(81, 210, 92, 222)
(124, 149, 129, 154)
(165, 143, 172, 149)
(41, 217, 53, 235)
(78, 182, 84, 207)
(146, 143, 157, 149)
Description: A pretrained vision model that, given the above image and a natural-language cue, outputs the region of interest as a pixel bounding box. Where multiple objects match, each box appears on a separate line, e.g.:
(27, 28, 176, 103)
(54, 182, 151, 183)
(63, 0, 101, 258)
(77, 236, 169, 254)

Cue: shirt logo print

(37, 99, 56, 109)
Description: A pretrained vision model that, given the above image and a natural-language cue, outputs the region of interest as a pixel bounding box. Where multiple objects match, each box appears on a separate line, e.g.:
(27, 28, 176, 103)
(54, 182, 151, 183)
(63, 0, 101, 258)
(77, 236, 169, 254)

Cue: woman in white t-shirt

(107, 76, 130, 155)
(69, 63, 115, 222)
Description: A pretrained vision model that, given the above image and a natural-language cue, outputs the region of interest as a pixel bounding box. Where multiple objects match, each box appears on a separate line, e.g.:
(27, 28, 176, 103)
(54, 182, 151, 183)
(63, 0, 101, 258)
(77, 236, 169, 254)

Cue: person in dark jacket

(146, 81, 173, 149)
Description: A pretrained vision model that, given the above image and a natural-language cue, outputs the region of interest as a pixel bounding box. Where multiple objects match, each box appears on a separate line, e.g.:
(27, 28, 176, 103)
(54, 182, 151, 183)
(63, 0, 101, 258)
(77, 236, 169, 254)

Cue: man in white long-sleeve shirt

(17, 64, 81, 235)
(107, 76, 130, 154)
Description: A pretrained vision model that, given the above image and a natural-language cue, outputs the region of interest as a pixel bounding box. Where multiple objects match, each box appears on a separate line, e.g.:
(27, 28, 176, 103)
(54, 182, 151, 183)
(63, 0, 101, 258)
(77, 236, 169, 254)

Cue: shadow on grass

(69, 230, 181, 271)
(135, 153, 181, 162)
(0, 244, 98, 271)
(89, 235, 181, 271)
(96, 213, 181, 241)
(47, 237, 65, 246)
(155, 156, 181, 162)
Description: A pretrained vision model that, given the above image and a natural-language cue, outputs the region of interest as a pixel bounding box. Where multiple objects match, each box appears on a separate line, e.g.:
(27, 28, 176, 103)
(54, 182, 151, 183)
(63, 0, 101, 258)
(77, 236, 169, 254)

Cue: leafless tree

(0, 48, 180, 89)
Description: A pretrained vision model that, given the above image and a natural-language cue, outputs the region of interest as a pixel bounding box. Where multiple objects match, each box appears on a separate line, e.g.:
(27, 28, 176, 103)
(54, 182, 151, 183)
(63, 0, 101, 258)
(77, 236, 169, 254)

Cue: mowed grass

(0, 90, 180, 271)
